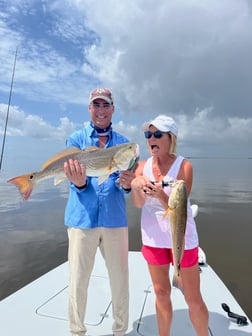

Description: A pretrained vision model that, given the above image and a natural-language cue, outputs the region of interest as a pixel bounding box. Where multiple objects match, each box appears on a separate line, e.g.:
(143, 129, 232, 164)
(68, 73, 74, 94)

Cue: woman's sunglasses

(144, 130, 164, 139)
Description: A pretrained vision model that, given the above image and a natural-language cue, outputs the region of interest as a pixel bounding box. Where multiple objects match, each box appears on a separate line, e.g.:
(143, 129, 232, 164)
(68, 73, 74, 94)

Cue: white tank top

(141, 156, 199, 249)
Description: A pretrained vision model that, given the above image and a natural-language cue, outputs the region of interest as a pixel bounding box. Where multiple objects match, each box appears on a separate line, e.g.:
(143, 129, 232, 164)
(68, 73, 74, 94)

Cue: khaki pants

(68, 227, 129, 336)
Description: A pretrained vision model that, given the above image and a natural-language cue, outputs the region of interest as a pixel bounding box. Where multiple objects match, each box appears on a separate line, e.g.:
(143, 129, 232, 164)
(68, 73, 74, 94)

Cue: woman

(131, 115, 209, 336)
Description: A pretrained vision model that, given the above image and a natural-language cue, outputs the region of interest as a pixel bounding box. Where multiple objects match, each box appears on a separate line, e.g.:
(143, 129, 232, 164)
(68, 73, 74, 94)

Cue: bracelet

(123, 187, 132, 192)
(75, 183, 87, 190)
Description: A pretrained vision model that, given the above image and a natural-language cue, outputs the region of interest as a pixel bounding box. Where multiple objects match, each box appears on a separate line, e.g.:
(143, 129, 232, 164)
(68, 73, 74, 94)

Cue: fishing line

(0, 47, 18, 172)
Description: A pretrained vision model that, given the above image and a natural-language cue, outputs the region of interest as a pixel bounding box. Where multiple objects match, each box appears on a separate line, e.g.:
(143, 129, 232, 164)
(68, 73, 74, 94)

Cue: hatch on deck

(36, 275, 111, 326)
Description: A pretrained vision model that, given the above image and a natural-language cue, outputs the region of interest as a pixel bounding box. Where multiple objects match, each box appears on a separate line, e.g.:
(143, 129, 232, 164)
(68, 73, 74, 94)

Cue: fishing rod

(0, 47, 18, 172)
(151, 180, 174, 187)
(142, 180, 174, 194)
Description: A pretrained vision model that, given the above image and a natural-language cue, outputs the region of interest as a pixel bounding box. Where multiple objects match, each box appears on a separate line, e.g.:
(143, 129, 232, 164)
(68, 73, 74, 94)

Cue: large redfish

(163, 180, 187, 281)
(8, 143, 139, 201)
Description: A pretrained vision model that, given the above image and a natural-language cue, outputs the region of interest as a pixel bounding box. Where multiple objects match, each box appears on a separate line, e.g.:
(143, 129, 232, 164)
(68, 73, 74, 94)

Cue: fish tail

(97, 173, 111, 185)
(172, 268, 184, 294)
(8, 173, 36, 201)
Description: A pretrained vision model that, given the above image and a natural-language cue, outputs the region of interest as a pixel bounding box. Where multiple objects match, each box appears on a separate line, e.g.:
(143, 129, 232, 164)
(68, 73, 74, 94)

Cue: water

(0, 158, 251, 320)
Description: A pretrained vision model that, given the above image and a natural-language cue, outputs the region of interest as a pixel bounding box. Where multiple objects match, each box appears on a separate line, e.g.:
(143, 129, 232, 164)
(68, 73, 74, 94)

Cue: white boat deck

(0, 250, 251, 335)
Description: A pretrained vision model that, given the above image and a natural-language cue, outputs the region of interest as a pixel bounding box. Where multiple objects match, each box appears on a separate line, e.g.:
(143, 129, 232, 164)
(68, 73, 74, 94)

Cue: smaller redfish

(163, 180, 187, 283)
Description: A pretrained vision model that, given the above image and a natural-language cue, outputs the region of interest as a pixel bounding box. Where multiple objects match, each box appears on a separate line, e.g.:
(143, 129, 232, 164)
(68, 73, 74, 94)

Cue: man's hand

(64, 159, 86, 187)
(118, 170, 135, 190)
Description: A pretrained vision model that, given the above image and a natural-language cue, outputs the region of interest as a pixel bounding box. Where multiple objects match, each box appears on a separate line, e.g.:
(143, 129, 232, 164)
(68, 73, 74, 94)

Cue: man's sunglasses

(91, 102, 112, 109)
(144, 130, 164, 139)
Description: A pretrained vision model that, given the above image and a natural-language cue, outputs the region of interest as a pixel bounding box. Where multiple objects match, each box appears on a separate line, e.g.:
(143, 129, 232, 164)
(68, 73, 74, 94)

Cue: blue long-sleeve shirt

(64, 123, 130, 229)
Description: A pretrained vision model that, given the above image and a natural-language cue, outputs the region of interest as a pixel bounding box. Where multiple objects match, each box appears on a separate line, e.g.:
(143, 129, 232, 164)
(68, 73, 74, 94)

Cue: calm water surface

(0, 158, 251, 320)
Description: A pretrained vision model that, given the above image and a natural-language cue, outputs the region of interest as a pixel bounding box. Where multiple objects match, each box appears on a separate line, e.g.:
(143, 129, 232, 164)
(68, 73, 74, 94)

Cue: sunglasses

(144, 130, 164, 139)
(91, 102, 112, 109)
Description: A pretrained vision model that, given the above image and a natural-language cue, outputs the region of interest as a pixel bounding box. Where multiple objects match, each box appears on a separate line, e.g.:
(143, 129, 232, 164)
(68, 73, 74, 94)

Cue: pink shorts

(142, 245, 198, 267)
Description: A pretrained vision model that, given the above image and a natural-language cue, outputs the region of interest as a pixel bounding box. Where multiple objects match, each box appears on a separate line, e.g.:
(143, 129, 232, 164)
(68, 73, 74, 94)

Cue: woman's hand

(131, 176, 168, 208)
(131, 175, 148, 191)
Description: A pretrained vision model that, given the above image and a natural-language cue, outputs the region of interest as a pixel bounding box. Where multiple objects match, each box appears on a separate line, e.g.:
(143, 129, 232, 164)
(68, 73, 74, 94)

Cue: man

(63, 88, 135, 336)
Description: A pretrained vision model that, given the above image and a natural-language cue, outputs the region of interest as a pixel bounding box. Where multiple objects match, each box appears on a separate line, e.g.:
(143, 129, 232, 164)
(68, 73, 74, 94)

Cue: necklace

(153, 156, 176, 180)
(153, 165, 166, 180)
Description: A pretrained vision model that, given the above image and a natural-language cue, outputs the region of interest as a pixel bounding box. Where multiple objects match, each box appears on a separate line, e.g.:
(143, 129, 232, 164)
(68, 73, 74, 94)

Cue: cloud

(77, 0, 252, 119)
(0, 104, 75, 140)
(0, 0, 252, 157)
(0, 0, 95, 105)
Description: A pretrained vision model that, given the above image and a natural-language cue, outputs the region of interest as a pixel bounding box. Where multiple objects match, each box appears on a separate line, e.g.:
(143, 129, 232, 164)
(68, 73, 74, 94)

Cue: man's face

(89, 98, 114, 129)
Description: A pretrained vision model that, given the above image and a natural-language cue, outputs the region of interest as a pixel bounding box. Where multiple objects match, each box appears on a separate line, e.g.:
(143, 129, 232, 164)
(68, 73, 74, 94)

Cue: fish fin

(41, 146, 102, 170)
(7, 172, 37, 201)
(54, 176, 66, 186)
(85, 146, 101, 152)
(41, 147, 82, 170)
(163, 207, 171, 219)
(97, 174, 110, 185)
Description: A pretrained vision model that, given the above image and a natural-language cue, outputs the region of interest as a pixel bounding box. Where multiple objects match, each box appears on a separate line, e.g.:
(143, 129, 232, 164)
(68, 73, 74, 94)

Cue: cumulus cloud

(0, 104, 75, 140)
(0, 0, 251, 157)
(88, 1, 251, 117)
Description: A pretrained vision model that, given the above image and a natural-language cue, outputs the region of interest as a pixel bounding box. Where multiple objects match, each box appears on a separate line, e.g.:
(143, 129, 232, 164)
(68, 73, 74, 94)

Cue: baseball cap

(142, 115, 178, 136)
(89, 88, 114, 104)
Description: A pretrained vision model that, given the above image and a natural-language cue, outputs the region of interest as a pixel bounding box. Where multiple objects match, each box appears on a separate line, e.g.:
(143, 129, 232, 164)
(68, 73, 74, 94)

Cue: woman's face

(146, 125, 171, 156)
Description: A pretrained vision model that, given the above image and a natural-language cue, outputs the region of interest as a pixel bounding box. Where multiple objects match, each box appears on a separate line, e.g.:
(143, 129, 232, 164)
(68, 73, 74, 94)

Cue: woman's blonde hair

(169, 133, 177, 155)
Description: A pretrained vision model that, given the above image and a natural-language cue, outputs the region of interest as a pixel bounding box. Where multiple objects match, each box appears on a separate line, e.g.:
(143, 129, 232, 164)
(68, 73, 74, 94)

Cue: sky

(0, 0, 252, 176)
